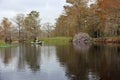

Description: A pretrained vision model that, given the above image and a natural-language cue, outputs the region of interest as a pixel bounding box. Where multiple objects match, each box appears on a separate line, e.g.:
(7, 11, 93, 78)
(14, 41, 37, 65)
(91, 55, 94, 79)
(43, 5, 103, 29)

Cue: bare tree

(13, 14, 25, 41)
(42, 22, 54, 37)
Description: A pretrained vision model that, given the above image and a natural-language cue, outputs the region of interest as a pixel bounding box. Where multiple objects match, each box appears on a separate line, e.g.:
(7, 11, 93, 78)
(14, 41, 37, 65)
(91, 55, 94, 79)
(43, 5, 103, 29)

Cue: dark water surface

(0, 43, 120, 80)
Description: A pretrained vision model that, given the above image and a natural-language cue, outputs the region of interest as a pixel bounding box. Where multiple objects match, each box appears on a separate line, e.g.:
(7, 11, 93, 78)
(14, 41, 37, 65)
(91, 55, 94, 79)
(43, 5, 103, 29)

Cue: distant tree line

(0, 0, 120, 42)
(53, 0, 120, 38)
(0, 10, 42, 42)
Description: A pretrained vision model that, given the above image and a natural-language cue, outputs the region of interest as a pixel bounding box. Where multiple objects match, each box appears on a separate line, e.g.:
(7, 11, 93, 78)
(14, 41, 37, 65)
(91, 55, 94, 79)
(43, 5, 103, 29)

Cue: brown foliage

(98, 0, 120, 10)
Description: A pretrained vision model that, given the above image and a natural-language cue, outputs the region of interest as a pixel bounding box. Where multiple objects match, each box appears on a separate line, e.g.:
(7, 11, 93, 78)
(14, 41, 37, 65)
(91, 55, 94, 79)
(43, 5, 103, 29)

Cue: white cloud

(0, 0, 66, 24)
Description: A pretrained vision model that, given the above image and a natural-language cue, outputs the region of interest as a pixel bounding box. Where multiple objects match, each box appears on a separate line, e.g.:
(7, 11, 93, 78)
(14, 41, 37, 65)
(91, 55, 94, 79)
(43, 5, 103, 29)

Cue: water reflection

(73, 41, 90, 52)
(0, 43, 119, 80)
(18, 44, 41, 71)
(0, 44, 41, 72)
(56, 44, 120, 80)
(87, 71, 100, 80)
(0, 44, 67, 80)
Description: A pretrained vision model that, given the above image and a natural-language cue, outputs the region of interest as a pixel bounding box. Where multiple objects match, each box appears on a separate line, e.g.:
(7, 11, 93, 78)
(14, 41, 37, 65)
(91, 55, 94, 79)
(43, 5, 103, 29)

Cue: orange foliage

(97, 0, 120, 34)
(98, 0, 120, 10)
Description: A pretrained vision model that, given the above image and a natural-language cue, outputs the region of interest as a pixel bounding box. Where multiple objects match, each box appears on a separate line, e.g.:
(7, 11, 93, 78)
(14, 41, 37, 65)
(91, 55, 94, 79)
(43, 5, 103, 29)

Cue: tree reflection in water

(0, 43, 119, 80)
(18, 43, 41, 72)
(0, 43, 41, 72)
(56, 44, 120, 80)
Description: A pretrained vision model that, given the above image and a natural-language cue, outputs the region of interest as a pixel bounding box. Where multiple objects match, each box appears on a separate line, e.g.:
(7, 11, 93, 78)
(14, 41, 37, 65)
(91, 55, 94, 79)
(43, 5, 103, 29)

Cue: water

(0, 43, 119, 80)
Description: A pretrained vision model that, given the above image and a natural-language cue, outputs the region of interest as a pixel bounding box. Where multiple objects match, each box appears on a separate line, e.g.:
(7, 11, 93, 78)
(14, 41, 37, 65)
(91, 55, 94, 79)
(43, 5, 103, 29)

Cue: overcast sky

(0, 0, 66, 24)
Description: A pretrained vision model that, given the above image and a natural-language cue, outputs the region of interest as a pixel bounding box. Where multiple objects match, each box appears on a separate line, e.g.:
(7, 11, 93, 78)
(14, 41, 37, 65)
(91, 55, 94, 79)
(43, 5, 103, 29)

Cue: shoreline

(93, 37, 120, 44)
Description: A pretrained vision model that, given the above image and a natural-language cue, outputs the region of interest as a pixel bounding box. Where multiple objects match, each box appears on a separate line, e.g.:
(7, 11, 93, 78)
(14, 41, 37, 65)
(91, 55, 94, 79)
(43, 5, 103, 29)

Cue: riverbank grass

(0, 40, 16, 48)
(39, 37, 72, 45)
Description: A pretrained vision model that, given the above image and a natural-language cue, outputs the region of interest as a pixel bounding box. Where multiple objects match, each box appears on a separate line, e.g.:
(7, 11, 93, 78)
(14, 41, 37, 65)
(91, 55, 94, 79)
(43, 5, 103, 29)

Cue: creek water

(0, 43, 119, 80)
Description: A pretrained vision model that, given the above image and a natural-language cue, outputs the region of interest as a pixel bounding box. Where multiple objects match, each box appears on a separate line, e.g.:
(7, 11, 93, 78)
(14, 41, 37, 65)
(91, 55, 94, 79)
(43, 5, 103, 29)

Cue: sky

(0, 0, 66, 24)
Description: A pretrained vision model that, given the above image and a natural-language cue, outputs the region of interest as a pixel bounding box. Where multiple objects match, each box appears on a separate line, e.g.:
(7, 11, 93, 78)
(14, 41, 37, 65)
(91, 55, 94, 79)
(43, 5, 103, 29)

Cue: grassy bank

(39, 37, 72, 45)
(0, 40, 5, 44)
(0, 40, 16, 48)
